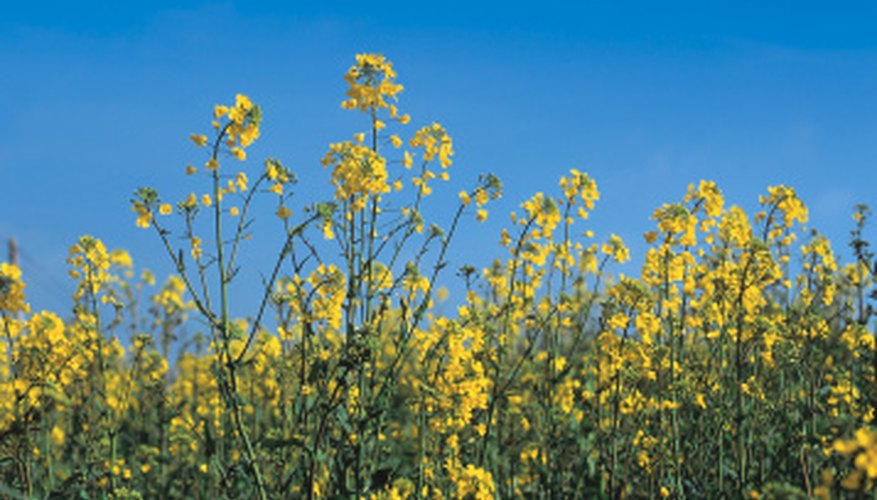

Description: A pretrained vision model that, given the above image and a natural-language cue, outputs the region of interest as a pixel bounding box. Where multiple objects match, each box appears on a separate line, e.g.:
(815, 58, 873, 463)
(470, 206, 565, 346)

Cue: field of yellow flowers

(2, 54, 877, 499)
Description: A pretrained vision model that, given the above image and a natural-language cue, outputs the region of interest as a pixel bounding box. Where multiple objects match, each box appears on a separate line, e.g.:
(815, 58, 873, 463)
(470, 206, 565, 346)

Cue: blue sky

(2, 1, 876, 316)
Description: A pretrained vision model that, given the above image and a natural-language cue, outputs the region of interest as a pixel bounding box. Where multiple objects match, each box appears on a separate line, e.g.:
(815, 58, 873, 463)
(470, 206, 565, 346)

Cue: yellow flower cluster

(341, 53, 405, 114)
(322, 141, 390, 211)
(67, 235, 112, 301)
(833, 428, 877, 491)
(759, 184, 809, 230)
(409, 124, 453, 196)
(560, 168, 600, 219)
(212, 93, 261, 149)
(0, 262, 29, 314)
(602, 233, 631, 264)
(410, 123, 453, 169)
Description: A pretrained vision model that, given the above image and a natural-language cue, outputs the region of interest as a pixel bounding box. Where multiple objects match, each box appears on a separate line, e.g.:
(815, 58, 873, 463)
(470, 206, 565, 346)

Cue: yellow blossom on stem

(276, 206, 292, 220)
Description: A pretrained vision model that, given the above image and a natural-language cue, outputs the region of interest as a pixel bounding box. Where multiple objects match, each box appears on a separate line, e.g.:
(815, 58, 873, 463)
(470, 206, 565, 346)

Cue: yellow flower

(459, 190, 471, 206)
(190, 237, 202, 259)
(51, 426, 65, 446)
(341, 54, 404, 112)
(608, 312, 629, 330)
(110, 249, 133, 268)
(201, 194, 212, 207)
(133, 206, 152, 228)
(322, 220, 335, 240)
(182, 193, 197, 209)
(158, 204, 172, 216)
(235, 93, 253, 111)
(185, 164, 197, 175)
(190, 134, 208, 147)
(235, 172, 249, 191)
(230, 147, 246, 161)
(239, 125, 260, 146)
(276, 206, 292, 220)
(229, 206, 240, 216)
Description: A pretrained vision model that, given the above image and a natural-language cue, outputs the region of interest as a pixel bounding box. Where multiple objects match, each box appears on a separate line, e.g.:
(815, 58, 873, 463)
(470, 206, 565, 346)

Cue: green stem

(210, 138, 268, 500)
